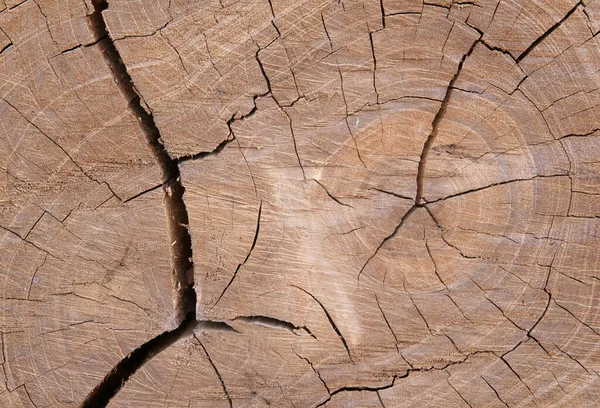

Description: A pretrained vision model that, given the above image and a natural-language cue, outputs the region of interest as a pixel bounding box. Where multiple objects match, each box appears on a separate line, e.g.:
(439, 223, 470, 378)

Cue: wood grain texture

(2, 0, 600, 406)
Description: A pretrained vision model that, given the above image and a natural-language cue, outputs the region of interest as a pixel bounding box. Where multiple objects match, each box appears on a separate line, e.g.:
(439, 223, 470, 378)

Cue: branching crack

(78, 0, 204, 405)
(501, 262, 554, 359)
(315, 378, 396, 407)
(358, 205, 417, 282)
(314, 350, 496, 407)
(25, 0, 592, 406)
(1, 221, 64, 262)
(88, 0, 196, 323)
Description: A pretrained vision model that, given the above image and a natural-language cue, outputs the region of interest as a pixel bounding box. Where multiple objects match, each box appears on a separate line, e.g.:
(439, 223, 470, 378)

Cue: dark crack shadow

(88, 0, 196, 323)
(79, 1, 199, 405)
(79, 314, 196, 408)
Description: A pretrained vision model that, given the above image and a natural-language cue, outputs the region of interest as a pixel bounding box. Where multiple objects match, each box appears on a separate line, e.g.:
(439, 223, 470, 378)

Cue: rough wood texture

(1, 0, 600, 406)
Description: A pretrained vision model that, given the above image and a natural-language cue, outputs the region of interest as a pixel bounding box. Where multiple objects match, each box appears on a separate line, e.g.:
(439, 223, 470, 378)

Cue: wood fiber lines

(1, 0, 600, 407)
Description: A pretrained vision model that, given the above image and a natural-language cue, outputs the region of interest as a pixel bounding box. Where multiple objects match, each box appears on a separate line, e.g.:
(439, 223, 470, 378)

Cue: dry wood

(1, 0, 600, 406)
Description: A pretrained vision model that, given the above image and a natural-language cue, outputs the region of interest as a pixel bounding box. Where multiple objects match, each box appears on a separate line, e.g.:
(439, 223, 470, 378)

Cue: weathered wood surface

(1, 0, 600, 406)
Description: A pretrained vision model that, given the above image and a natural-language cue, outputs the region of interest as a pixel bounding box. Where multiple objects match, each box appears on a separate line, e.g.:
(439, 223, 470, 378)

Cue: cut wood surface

(1, 0, 600, 406)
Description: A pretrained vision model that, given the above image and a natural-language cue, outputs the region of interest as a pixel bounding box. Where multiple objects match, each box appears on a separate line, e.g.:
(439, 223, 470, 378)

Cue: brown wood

(1, 0, 600, 406)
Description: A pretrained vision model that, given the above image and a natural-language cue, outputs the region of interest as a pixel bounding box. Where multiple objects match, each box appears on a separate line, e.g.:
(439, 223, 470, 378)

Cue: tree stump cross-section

(1, 0, 600, 407)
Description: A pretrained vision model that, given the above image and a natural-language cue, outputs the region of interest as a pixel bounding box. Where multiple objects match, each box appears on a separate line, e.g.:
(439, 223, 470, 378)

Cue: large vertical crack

(79, 1, 198, 405)
(89, 0, 196, 323)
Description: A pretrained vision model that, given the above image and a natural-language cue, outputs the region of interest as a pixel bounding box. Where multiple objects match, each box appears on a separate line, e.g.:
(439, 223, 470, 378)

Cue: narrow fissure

(375, 294, 400, 353)
(415, 39, 479, 204)
(313, 179, 354, 208)
(194, 335, 233, 408)
(292, 285, 353, 362)
(516, 1, 582, 63)
(315, 377, 397, 407)
(357, 204, 417, 281)
(233, 315, 316, 338)
(80, 1, 198, 406)
(214, 200, 262, 306)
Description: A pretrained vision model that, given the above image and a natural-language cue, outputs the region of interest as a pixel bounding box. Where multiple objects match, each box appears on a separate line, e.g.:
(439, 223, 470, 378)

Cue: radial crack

(410, 296, 432, 334)
(516, 1, 582, 62)
(177, 136, 235, 163)
(369, 31, 379, 103)
(194, 335, 233, 408)
(282, 108, 306, 179)
(499, 356, 537, 400)
(415, 38, 479, 204)
(292, 285, 353, 361)
(122, 183, 162, 203)
(375, 294, 400, 353)
(481, 376, 509, 407)
(313, 179, 354, 208)
(214, 200, 262, 306)
(295, 353, 330, 393)
(78, 1, 202, 405)
(424, 174, 564, 205)
(358, 205, 417, 281)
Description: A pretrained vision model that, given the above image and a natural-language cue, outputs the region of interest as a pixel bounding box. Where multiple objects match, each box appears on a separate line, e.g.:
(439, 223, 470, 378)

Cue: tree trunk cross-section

(1, 0, 600, 406)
